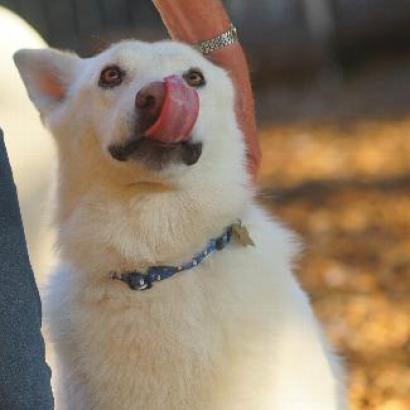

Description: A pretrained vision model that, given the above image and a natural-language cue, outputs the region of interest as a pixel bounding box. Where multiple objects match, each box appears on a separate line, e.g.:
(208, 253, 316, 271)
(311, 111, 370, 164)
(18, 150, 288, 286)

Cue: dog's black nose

(135, 81, 165, 134)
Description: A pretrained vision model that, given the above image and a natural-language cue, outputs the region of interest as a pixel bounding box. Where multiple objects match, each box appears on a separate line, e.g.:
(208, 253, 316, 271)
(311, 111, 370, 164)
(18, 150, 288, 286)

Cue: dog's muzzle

(108, 75, 202, 169)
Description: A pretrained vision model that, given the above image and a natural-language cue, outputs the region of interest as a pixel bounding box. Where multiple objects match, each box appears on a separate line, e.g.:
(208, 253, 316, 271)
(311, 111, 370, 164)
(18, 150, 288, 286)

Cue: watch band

(194, 24, 239, 55)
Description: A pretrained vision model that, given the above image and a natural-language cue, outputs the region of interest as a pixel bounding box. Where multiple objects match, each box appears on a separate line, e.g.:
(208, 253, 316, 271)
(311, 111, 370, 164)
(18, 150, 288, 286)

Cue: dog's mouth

(108, 138, 203, 170)
(108, 75, 202, 170)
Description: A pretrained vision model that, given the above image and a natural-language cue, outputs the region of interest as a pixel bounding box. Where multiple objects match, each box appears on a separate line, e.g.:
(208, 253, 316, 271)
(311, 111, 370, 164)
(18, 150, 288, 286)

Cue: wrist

(194, 24, 238, 55)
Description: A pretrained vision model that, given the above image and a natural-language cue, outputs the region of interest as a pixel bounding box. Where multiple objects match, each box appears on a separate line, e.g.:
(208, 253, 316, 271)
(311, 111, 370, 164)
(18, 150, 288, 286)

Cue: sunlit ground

(258, 119, 410, 409)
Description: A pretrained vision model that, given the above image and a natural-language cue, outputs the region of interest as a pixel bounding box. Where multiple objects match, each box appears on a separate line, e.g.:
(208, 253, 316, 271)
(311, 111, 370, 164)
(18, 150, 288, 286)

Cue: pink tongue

(144, 75, 199, 144)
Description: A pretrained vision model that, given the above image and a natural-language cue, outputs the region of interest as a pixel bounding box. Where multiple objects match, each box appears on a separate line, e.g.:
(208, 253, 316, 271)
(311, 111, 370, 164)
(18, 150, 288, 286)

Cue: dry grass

(257, 119, 410, 409)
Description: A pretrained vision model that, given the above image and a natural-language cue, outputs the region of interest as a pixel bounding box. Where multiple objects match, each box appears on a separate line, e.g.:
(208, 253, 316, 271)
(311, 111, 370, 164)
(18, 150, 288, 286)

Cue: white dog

(14, 40, 346, 410)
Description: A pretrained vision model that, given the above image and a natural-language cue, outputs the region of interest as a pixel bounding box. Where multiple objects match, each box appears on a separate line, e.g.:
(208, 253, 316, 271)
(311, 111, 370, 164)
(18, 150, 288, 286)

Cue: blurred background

(0, 1, 409, 409)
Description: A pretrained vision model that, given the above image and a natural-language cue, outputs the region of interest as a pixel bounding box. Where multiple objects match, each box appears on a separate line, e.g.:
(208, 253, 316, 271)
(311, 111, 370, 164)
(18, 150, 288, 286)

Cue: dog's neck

(54, 159, 250, 282)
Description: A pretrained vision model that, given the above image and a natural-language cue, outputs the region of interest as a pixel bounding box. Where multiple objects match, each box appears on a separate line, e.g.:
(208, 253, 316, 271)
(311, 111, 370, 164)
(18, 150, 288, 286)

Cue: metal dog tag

(232, 221, 255, 247)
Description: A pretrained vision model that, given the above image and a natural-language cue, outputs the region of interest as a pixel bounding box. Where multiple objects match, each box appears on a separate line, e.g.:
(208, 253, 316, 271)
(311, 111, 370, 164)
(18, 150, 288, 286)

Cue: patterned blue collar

(109, 225, 233, 291)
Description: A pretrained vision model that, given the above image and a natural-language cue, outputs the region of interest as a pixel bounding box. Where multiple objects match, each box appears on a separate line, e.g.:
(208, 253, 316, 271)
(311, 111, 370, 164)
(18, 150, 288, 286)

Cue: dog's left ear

(13, 48, 80, 116)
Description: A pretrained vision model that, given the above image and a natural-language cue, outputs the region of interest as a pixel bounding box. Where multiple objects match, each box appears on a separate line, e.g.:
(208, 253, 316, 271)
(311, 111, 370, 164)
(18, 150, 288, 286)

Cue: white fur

(0, 7, 55, 279)
(15, 40, 347, 409)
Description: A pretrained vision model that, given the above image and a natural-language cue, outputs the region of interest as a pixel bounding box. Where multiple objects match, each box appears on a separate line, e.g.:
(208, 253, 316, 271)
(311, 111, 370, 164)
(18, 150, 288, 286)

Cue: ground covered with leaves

(258, 119, 410, 409)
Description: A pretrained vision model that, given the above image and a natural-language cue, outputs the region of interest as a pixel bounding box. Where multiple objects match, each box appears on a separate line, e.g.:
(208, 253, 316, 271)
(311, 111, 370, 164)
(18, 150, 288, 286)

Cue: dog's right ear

(13, 48, 80, 116)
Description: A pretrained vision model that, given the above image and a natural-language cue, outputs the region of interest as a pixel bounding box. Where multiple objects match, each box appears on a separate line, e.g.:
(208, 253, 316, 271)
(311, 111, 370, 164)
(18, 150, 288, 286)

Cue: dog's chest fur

(46, 197, 302, 410)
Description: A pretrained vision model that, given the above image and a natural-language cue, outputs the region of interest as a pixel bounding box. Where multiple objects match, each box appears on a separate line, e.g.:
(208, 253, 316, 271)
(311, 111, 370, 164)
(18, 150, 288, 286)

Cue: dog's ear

(13, 48, 80, 115)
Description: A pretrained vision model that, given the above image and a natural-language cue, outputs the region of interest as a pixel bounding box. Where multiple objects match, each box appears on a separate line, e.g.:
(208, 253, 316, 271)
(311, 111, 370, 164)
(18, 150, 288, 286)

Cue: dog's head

(14, 40, 248, 190)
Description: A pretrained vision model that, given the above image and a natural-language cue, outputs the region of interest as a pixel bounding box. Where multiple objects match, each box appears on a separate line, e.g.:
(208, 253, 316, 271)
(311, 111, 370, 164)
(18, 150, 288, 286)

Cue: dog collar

(109, 225, 234, 291)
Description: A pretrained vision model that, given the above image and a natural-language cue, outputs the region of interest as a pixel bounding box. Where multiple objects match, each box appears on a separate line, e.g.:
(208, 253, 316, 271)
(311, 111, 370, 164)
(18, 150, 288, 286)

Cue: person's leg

(0, 128, 53, 409)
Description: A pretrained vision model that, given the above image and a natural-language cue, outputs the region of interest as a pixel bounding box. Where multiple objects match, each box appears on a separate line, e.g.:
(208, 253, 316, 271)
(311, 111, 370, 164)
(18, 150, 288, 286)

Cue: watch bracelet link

(194, 24, 238, 55)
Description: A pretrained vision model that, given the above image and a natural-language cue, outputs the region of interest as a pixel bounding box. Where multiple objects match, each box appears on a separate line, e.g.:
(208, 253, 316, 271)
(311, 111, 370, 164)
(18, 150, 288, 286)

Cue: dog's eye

(183, 69, 206, 88)
(99, 65, 124, 88)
